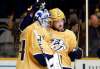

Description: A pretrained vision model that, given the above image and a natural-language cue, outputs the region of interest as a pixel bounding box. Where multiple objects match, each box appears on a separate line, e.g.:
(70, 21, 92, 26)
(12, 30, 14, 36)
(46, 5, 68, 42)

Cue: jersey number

(20, 40, 25, 60)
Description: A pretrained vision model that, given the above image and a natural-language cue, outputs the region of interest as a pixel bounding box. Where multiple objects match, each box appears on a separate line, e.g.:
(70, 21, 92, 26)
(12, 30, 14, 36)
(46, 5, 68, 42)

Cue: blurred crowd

(0, 0, 99, 60)
(0, 13, 20, 57)
(88, 8, 100, 57)
(0, 8, 86, 58)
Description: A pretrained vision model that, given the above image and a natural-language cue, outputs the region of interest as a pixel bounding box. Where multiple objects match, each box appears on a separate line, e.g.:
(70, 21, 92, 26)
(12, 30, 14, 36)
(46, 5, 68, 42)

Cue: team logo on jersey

(51, 38, 66, 51)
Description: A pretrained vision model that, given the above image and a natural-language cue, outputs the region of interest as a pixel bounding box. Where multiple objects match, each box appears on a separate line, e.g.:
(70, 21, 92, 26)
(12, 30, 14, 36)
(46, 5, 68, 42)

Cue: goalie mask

(35, 9, 50, 28)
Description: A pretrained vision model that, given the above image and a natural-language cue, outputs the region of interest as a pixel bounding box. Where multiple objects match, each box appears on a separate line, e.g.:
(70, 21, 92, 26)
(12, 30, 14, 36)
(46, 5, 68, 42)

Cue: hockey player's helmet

(49, 8, 65, 21)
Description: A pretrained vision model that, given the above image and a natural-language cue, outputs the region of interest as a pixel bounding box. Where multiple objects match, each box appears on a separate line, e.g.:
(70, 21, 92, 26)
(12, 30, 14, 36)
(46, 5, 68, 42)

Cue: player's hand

(69, 47, 83, 61)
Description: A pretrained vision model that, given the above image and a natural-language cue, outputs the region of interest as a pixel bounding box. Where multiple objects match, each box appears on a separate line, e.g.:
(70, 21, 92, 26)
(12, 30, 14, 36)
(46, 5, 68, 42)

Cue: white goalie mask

(35, 9, 50, 28)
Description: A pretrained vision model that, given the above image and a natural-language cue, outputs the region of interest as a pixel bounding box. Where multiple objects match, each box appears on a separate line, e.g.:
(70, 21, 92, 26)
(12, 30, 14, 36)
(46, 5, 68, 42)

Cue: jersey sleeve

(18, 26, 30, 61)
(65, 30, 77, 52)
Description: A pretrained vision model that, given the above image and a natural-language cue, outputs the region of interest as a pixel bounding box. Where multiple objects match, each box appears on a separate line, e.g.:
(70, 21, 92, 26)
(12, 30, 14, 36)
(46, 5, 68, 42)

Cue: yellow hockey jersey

(47, 28, 77, 68)
(16, 21, 77, 69)
(16, 21, 54, 69)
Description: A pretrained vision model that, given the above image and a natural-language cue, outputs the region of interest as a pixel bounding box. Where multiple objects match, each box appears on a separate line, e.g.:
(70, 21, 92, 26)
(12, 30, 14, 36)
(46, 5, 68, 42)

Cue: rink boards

(0, 58, 100, 69)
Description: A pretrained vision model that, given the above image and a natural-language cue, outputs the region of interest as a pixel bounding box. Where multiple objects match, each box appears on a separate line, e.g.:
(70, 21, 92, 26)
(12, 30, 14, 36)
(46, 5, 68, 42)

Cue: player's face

(53, 19, 64, 32)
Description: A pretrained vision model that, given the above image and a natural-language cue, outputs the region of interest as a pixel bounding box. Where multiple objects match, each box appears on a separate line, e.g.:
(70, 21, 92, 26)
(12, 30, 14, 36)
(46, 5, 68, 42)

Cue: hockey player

(47, 8, 77, 69)
(16, 1, 61, 69)
(16, 20, 54, 69)
(17, 2, 81, 68)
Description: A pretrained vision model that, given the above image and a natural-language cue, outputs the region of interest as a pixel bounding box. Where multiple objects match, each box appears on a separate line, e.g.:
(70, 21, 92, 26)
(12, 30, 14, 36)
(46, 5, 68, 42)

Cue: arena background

(0, 0, 86, 57)
(0, 0, 100, 69)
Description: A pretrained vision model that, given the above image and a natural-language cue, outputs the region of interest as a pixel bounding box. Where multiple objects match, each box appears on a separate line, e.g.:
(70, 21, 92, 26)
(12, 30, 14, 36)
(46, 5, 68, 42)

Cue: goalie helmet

(34, 0, 50, 28)
(35, 9, 50, 28)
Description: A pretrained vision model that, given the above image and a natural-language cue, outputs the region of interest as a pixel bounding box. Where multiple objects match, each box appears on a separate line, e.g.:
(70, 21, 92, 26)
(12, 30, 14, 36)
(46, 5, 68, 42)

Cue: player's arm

(68, 30, 82, 61)
(65, 30, 82, 61)
(31, 31, 62, 69)
(65, 30, 77, 52)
